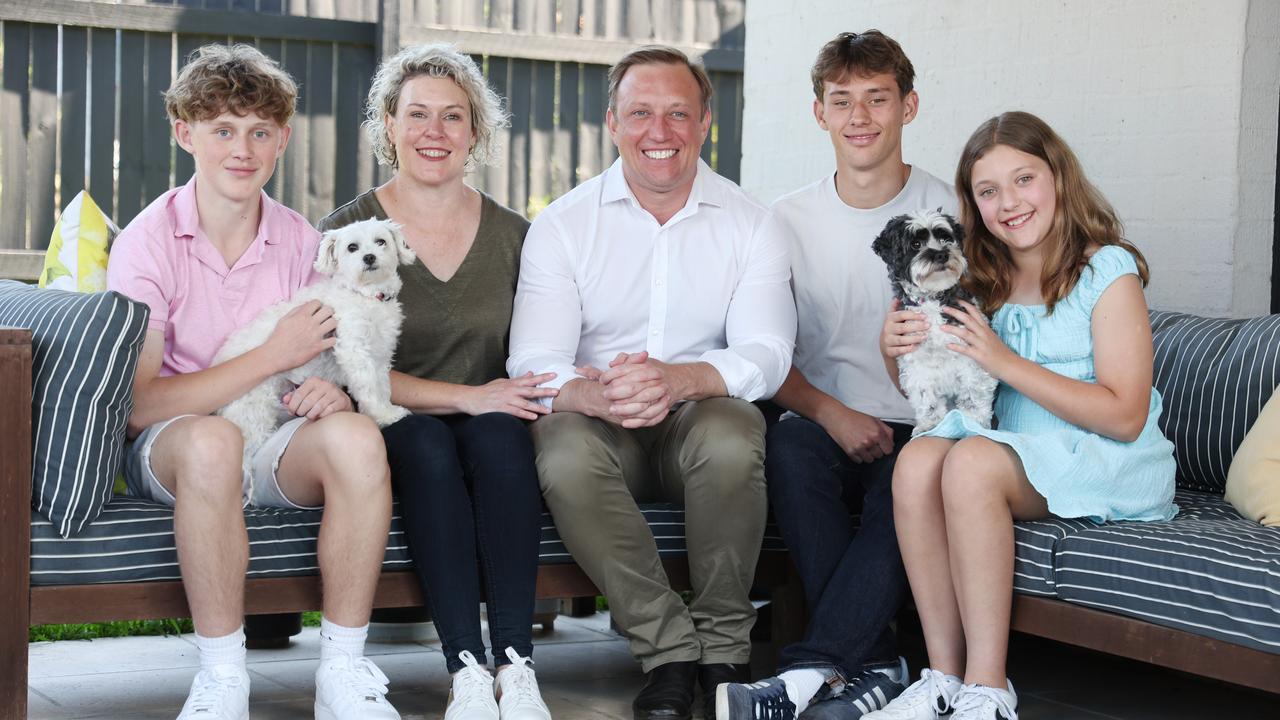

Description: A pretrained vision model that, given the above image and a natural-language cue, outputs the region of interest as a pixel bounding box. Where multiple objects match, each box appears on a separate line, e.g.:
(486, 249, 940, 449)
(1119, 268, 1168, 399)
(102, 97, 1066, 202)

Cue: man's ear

(813, 98, 829, 131)
(901, 90, 920, 126)
(173, 120, 194, 155)
(276, 123, 292, 156)
(605, 107, 618, 144)
(315, 230, 339, 275)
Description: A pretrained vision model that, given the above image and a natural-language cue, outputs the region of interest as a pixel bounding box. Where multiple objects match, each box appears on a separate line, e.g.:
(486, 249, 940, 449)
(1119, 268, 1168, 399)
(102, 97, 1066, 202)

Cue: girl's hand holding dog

(940, 300, 1018, 379)
(283, 377, 353, 420)
(462, 372, 559, 420)
(264, 300, 338, 373)
(880, 298, 928, 358)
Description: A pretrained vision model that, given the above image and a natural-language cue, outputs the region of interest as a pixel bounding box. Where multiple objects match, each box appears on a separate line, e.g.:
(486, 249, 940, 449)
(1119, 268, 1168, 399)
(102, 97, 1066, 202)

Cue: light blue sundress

(919, 245, 1178, 523)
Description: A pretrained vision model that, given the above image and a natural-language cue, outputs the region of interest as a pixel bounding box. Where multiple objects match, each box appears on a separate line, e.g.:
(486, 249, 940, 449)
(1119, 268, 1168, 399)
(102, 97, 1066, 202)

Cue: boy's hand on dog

(822, 406, 896, 463)
(462, 372, 559, 420)
(940, 300, 1016, 379)
(282, 377, 353, 420)
(264, 300, 338, 373)
(881, 298, 928, 358)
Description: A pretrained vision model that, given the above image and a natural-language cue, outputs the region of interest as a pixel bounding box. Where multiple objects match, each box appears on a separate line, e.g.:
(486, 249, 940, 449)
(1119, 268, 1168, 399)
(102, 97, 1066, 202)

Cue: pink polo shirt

(107, 176, 321, 377)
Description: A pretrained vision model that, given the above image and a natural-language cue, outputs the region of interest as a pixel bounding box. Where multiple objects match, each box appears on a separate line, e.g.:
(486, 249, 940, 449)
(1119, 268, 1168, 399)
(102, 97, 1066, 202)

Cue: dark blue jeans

(382, 412, 541, 673)
(767, 416, 913, 678)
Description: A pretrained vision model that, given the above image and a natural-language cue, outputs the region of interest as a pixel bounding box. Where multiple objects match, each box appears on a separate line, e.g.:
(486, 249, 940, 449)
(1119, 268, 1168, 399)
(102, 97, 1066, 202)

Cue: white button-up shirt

(508, 159, 796, 403)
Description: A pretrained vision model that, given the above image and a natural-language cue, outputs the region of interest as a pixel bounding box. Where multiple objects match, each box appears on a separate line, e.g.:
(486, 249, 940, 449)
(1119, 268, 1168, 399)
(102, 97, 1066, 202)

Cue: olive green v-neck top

(317, 189, 530, 386)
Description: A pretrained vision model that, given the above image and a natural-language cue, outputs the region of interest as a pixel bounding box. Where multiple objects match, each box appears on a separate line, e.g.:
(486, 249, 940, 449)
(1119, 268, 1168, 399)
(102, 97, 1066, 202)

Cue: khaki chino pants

(531, 398, 767, 671)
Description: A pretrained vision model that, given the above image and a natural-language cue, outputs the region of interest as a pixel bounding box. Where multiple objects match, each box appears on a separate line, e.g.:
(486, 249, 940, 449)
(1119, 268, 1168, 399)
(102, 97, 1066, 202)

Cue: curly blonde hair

(364, 44, 507, 168)
(164, 44, 297, 126)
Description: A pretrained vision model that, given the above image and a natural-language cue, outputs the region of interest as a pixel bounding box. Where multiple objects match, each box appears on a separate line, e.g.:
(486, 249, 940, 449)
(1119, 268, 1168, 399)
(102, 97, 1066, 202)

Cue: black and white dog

(872, 209, 997, 433)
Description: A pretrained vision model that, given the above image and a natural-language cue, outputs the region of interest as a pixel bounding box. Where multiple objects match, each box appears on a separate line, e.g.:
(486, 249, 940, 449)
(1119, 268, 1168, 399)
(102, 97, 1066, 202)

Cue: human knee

(531, 413, 615, 498)
(167, 417, 243, 492)
(940, 437, 1002, 508)
(313, 412, 390, 489)
(891, 439, 948, 502)
(678, 399, 765, 487)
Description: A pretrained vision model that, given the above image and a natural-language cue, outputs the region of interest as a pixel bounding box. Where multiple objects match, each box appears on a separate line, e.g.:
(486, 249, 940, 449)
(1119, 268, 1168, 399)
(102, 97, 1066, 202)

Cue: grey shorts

(123, 415, 319, 510)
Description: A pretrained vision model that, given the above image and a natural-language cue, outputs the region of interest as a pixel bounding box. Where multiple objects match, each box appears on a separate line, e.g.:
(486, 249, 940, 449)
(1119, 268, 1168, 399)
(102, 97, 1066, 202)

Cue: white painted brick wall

(742, 0, 1279, 316)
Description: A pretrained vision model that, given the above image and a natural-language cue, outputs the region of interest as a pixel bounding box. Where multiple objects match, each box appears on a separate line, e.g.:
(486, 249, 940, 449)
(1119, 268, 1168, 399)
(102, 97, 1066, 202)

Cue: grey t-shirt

(318, 189, 530, 387)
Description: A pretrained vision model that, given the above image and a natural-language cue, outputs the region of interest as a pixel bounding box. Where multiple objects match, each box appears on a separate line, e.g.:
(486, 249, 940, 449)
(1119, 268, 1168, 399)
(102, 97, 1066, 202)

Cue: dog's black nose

(923, 248, 950, 264)
(363, 253, 377, 266)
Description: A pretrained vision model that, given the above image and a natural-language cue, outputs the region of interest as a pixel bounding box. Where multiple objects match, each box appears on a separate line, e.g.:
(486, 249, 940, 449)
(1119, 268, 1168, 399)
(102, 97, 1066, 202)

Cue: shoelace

(748, 681, 797, 720)
(451, 650, 497, 710)
(896, 669, 957, 713)
(186, 667, 245, 714)
(498, 647, 546, 710)
(952, 684, 1016, 720)
(325, 655, 391, 706)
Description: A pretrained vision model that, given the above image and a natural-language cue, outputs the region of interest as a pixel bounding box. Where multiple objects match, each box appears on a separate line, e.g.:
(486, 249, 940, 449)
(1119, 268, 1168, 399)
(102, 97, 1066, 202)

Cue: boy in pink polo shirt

(107, 45, 400, 720)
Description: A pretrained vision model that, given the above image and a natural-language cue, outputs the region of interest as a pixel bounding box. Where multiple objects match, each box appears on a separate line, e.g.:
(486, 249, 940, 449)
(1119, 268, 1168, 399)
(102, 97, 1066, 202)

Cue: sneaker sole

(714, 683, 730, 720)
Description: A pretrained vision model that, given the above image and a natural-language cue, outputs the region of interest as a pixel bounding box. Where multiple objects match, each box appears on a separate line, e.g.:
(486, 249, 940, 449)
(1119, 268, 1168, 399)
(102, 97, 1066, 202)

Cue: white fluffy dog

(872, 209, 998, 434)
(214, 218, 415, 457)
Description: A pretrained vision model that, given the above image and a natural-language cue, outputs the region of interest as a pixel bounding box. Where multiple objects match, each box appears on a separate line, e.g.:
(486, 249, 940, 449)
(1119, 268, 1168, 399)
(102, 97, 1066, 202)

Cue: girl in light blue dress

(865, 111, 1176, 720)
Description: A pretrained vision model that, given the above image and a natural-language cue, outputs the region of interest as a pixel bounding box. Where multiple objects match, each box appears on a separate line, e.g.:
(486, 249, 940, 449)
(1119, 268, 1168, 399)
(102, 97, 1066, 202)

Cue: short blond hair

(164, 44, 297, 126)
(363, 44, 507, 168)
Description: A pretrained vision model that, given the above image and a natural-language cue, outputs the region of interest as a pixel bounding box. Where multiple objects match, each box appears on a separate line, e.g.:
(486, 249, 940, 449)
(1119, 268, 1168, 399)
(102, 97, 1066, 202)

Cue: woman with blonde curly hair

(319, 44, 552, 720)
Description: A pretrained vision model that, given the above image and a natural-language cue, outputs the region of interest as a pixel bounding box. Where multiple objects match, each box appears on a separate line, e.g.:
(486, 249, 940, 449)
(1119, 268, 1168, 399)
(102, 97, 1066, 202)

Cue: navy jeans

(382, 412, 542, 673)
(767, 415, 913, 678)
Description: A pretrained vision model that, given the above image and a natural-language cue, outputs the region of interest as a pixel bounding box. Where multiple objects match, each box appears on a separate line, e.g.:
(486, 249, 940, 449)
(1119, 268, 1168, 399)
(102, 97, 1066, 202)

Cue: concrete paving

(27, 611, 1280, 719)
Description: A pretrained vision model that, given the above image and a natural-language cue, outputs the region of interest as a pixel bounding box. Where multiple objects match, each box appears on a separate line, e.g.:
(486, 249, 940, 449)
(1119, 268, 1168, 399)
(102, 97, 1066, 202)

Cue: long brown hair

(956, 111, 1149, 315)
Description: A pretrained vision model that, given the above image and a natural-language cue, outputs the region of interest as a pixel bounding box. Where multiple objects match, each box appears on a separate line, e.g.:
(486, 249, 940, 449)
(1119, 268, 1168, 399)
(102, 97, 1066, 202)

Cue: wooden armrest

(0, 327, 32, 720)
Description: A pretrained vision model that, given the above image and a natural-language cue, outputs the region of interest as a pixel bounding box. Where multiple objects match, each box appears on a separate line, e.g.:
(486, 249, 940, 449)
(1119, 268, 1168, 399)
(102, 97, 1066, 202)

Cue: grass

(30, 611, 324, 642)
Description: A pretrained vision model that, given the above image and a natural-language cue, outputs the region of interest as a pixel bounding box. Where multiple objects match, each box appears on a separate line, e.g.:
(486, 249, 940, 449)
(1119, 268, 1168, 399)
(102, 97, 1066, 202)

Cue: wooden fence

(0, 0, 745, 278)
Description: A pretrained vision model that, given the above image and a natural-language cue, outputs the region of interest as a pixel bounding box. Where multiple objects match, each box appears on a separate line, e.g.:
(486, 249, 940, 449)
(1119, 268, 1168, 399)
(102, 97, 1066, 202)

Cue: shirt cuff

(697, 349, 767, 401)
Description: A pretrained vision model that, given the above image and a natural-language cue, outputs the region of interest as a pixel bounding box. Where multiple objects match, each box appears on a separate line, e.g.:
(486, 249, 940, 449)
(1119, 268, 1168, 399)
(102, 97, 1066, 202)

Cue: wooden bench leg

(1, 333, 32, 720)
(558, 596, 597, 617)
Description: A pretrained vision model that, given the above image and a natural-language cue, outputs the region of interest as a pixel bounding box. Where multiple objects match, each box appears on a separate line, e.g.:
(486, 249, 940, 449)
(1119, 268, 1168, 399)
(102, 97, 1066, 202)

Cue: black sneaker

(798, 667, 906, 719)
(715, 676, 798, 720)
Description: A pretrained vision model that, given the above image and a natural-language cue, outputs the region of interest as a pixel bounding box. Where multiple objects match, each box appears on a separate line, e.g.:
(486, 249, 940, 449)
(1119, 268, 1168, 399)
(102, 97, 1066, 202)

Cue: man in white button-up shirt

(507, 47, 796, 720)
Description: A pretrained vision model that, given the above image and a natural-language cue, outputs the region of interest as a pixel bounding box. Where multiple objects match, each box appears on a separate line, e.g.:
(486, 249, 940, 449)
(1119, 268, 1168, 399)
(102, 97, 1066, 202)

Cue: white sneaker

(314, 653, 401, 720)
(444, 650, 500, 720)
(950, 680, 1018, 720)
(863, 668, 962, 720)
(176, 664, 250, 720)
(495, 647, 552, 720)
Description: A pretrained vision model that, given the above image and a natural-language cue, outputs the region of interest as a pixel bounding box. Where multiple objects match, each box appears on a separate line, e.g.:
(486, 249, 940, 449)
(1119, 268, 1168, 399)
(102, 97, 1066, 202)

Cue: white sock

(195, 627, 247, 671)
(870, 658, 905, 684)
(778, 668, 828, 715)
(319, 617, 369, 661)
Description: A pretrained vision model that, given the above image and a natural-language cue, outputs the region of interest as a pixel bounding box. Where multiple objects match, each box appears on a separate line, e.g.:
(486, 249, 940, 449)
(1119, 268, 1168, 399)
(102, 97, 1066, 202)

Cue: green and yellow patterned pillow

(39, 191, 118, 292)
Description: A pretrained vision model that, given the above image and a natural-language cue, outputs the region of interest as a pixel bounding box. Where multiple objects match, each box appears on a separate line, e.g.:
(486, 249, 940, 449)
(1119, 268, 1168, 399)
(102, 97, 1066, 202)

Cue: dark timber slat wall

(0, 0, 743, 259)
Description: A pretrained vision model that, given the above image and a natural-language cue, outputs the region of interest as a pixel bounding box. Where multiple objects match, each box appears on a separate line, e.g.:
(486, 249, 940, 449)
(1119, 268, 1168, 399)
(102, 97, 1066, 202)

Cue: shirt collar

(170, 175, 278, 246)
(600, 158, 726, 214)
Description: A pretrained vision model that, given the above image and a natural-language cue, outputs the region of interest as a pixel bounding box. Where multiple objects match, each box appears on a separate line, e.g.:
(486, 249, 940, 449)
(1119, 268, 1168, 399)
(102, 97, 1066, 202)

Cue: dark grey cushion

(1052, 489, 1280, 655)
(32, 499, 786, 585)
(0, 281, 149, 537)
(1149, 310, 1280, 493)
(1013, 516, 1102, 596)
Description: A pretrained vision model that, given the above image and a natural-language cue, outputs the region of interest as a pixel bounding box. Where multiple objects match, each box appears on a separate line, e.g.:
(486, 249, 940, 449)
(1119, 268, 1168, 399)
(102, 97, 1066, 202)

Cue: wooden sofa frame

(2, 327, 1276, 719)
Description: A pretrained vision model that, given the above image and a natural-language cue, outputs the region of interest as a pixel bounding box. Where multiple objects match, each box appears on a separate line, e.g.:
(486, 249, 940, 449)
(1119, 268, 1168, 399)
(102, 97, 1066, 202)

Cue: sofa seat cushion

(1052, 489, 1280, 655)
(1013, 516, 1102, 596)
(33, 499, 788, 585)
(30, 497, 415, 585)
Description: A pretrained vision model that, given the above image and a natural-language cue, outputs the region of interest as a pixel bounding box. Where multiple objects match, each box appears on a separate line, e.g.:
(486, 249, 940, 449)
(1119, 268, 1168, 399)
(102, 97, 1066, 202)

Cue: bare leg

(892, 437, 964, 677)
(276, 412, 393, 626)
(148, 416, 249, 637)
(940, 437, 1049, 688)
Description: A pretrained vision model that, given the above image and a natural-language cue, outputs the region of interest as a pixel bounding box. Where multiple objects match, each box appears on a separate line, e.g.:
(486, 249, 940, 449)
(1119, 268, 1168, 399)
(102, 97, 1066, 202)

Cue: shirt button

(651, 329, 660, 336)
(655, 278, 663, 286)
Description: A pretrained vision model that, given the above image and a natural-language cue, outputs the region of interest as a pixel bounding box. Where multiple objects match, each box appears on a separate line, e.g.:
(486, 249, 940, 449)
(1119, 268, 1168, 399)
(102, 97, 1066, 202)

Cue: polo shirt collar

(171, 175, 279, 246)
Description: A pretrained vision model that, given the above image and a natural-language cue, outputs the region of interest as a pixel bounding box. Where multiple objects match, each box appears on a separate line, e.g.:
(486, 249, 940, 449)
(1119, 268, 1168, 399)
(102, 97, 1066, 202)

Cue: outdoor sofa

(2, 280, 1278, 720)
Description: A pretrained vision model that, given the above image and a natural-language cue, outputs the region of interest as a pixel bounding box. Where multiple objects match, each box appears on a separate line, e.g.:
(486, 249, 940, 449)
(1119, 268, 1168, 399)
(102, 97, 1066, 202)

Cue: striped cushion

(32, 499, 787, 585)
(0, 281, 149, 538)
(1013, 516, 1102, 596)
(1150, 310, 1280, 493)
(1052, 489, 1280, 655)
